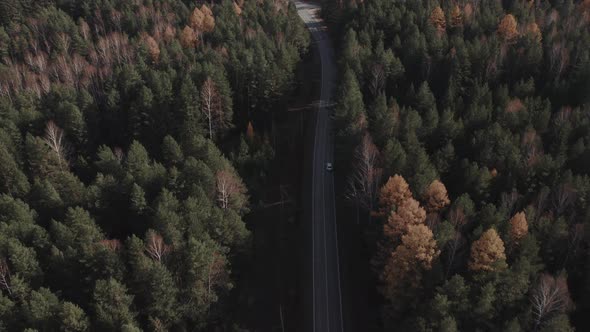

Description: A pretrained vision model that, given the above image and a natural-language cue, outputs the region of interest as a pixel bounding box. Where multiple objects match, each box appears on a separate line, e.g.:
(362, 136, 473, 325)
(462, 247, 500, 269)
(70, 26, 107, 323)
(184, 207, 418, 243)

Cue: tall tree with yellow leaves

(384, 197, 426, 239)
(469, 229, 507, 272)
(381, 224, 440, 300)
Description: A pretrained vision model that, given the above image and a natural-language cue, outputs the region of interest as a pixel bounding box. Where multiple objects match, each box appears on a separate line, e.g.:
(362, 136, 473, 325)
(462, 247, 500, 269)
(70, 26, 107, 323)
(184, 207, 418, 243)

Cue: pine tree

(334, 68, 366, 157)
(129, 184, 147, 213)
(93, 278, 137, 330)
(161, 136, 183, 167)
(0, 142, 30, 197)
(370, 94, 398, 145)
(59, 302, 89, 332)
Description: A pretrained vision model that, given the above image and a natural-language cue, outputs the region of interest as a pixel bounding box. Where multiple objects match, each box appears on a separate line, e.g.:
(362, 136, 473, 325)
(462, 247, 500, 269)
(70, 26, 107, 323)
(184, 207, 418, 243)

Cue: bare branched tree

(346, 134, 382, 223)
(500, 190, 520, 216)
(553, 184, 575, 216)
(534, 187, 551, 223)
(445, 207, 467, 277)
(369, 64, 385, 97)
(563, 223, 584, 267)
(201, 77, 229, 139)
(145, 230, 171, 262)
(44, 121, 69, 171)
(531, 274, 571, 331)
(216, 170, 246, 210)
(206, 252, 227, 301)
(445, 231, 464, 278)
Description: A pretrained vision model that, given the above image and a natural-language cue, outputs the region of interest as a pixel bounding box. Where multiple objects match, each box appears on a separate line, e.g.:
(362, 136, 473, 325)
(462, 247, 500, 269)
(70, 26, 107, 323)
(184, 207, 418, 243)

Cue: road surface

(293, 2, 343, 331)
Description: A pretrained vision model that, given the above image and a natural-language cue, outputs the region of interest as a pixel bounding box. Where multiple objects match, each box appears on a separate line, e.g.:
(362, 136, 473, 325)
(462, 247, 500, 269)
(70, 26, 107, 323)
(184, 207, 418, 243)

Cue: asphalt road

(293, 2, 344, 331)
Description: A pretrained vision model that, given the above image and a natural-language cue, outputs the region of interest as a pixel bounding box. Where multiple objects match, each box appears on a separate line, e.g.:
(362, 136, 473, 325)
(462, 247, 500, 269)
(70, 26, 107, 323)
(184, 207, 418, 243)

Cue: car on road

(325, 162, 333, 172)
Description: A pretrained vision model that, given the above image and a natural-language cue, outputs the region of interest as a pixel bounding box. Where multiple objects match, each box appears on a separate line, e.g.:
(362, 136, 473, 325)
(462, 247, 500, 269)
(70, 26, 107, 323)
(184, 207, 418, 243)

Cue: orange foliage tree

(246, 121, 255, 141)
(509, 211, 528, 243)
(430, 6, 446, 34)
(180, 26, 198, 48)
(497, 14, 519, 43)
(423, 179, 450, 213)
(233, 2, 242, 16)
(469, 229, 507, 271)
(190, 5, 215, 34)
(142, 34, 160, 63)
(384, 197, 426, 239)
(450, 5, 463, 28)
(378, 174, 412, 216)
(381, 224, 440, 299)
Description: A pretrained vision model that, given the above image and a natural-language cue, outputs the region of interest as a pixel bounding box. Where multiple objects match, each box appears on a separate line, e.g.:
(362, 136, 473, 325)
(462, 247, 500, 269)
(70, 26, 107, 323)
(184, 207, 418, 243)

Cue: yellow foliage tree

(384, 197, 426, 239)
(423, 179, 450, 212)
(469, 229, 507, 272)
(378, 174, 412, 215)
(381, 224, 440, 299)
(497, 14, 519, 43)
(509, 211, 528, 243)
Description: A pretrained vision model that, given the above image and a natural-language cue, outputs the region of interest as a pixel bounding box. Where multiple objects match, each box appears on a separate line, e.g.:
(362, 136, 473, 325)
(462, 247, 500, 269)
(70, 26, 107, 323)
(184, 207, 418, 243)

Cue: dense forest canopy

(0, 0, 308, 330)
(327, 0, 590, 330)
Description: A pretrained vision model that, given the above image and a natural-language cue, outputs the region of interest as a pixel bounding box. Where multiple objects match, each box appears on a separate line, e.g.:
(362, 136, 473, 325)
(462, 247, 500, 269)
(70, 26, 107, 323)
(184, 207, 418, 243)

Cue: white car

(325, 162, 333, 171)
